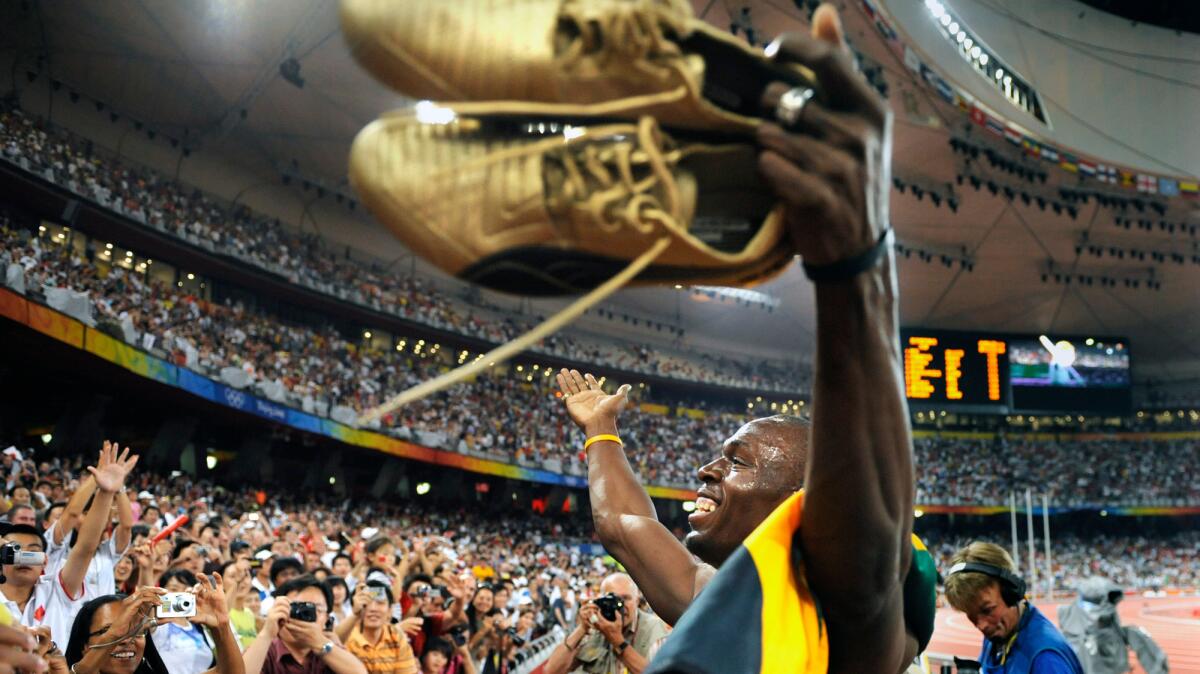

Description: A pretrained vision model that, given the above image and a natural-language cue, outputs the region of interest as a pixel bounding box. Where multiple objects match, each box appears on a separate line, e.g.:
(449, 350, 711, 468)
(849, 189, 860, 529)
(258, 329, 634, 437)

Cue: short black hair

(404, 573, 433, 592)
(171, 540, 198, 560)
(270, 557, 305, 585)
(423, 637, 454, 660)
(0, 523, 47, 552)
(274, 574, 333, 613)
(332, 553, 352, 566)
(159, 568, 198, 588)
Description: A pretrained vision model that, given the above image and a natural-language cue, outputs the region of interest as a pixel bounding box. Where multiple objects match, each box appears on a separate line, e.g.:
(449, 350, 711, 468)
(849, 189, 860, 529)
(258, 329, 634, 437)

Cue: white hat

(2, 447, 22, 461)
(137, 491, 154, 500)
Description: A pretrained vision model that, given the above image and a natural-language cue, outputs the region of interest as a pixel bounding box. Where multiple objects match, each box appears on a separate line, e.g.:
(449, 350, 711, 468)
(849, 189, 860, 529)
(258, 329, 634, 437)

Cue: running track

(926, 596, 1200, 673)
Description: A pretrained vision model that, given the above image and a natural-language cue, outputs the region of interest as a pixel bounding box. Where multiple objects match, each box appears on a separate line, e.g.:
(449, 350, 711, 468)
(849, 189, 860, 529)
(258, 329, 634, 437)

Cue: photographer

(242, 575, 366, 674)
(944, 543, 1082, 674)
(152, 569, 215, 674)
(65, 574, 243, 674)
(0, 442, 138, 649)
(339, 581, 421, 674)
(543, 574, 666, 674)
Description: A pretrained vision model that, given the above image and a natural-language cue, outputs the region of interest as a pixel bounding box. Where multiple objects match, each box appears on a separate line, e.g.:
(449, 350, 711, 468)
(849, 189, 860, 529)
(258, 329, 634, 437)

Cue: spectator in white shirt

(0, 441, 138, 651)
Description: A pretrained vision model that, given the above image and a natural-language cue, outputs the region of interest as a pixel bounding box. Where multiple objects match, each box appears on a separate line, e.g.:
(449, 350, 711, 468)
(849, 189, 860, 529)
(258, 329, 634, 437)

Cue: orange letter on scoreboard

(904, 337, 941, 399)
(977, 339, 1006, 401)
(944, 349, 965, 400)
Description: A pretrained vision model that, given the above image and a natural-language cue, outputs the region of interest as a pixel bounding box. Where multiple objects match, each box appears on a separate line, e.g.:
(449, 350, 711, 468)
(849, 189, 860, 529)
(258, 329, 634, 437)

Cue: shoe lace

(557, 0, 691, 83)
(555, 116, 683, 237)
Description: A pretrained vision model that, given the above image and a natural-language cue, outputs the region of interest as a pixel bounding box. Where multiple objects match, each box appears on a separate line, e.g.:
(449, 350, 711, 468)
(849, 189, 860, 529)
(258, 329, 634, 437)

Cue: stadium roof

(1, 0, 1197, 382)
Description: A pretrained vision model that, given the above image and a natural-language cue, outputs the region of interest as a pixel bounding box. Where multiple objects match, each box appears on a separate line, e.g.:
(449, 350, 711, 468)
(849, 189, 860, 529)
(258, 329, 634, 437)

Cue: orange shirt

(345, 625, 419, 674)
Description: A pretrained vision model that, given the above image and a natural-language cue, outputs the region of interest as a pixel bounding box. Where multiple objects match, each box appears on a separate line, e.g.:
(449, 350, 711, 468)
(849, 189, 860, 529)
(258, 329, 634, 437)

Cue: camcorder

(592, 593, 625, 622)
(0, 543, 45, 567)
(290, 601, 318, 622)
(157, 592, 196, 618)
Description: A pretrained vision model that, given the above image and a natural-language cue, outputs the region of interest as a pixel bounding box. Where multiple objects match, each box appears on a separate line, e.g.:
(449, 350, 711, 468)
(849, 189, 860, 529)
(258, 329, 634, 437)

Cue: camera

(448, 624, 469, 647)
(366, 586, 389, 603)
(157, 592, 196, 618)
(504, 627, 525, 647)
(952, 657, 982, 674)
(0, 544, 45, 567)
(592, 593, 625, 622)
(290, 601, 318, 623)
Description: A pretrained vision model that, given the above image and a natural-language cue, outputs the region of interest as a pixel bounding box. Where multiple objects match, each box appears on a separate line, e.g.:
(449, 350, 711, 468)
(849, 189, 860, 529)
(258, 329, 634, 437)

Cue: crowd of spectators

(914, 436, 1200, 506)
(0, 440, 626, 674)
(0, 103, 812, 395)
(927, 532, 1200, 593)
(6, 215, 1200, 502)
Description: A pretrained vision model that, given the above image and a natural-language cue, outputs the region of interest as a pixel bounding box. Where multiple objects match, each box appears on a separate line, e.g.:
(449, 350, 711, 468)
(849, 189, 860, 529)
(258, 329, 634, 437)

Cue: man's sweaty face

(684, 420, 804, 566)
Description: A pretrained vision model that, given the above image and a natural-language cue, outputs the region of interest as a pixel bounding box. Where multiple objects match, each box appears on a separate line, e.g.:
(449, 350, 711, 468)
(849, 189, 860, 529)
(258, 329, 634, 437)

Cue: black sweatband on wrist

(802, 228, 893, 283)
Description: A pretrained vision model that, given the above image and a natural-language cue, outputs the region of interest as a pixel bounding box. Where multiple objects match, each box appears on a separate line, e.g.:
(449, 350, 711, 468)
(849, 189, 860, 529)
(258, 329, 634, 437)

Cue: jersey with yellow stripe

(645, 490, 828, 674)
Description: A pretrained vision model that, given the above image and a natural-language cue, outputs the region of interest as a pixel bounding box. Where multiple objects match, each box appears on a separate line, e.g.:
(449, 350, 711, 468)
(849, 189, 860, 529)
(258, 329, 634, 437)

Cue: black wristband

(615, 639, 630, 656)
(801, 228, 893, 283)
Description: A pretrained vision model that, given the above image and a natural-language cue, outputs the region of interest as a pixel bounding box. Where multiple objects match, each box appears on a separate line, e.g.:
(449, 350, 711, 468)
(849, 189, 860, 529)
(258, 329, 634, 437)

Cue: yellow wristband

(584, 434, 623, 451)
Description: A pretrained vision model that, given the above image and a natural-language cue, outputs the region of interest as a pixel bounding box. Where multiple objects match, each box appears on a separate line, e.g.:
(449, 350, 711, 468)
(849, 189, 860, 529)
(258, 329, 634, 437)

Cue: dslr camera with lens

(592, 592, 625, 622)
(157, 592, 196, 618)
(0, 543, 45, 567)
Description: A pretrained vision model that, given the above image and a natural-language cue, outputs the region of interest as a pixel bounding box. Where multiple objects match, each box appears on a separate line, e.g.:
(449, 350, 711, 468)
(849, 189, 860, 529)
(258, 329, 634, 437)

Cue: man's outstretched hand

(757, 4, 892, 267)
(88, 440, 139, 494)
(556, 369, 630, 436)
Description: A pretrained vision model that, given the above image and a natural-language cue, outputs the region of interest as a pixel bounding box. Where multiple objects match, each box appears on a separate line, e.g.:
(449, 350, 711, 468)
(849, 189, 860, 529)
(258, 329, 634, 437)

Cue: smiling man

(553, 6, 920, 672)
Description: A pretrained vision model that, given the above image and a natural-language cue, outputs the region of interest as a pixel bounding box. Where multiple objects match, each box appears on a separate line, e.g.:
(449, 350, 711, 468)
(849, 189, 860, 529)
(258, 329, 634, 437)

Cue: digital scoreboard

(901, 330, 1009, 411)
(900, 329, 1132, 414)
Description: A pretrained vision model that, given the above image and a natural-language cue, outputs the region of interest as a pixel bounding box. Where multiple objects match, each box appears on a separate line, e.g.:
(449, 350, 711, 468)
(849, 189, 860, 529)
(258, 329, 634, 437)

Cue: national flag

(1120, 170, 1135, 188)
(644, 491, 829, 674)
(985, 117, 1005, 137)
(1059, 154, 1079, 173)
(1078, 160, 1097, 178)
(955, 94, 970, 113)
(934, 78, 955, 103)
(1180, 180, 1198, 198)
(1158, 178, 1179, 197)
(1040, 145, 1059, 163)
(969, 105, 987, 127)
(1137, 174, 1158, 194)
(1004, 126, 1022, 145)
(1021, 137, 1041, 158)
(1097, 164, 1118, 184)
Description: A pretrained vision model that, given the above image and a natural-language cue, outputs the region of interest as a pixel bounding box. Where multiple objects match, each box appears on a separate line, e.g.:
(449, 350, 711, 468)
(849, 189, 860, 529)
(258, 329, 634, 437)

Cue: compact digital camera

(289, 601, 318, 623)
(592, 593, 625, 622)
(366, 585, 389, 603)
(448, 624, 469, 647)
(157, 592, 196, 618)
(0, 543, 45, 567)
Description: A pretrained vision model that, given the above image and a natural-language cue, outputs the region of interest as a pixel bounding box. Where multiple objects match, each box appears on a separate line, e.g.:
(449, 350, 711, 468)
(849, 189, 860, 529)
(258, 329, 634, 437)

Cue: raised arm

(755, 8, 912, 673)
(556, 371, 713, 625)
(113, 490, 134, 553)
(54, 475, 96, 546)
(63, 442, 138, 595)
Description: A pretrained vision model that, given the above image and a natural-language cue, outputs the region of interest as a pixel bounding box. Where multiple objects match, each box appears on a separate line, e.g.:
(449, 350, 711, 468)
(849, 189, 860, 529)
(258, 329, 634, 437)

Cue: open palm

(88, 441, 139, 493)
(556, 369, 631, 431)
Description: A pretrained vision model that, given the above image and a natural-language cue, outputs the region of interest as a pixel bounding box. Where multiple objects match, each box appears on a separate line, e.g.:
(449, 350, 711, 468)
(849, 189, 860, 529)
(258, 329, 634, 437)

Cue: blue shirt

(980, 603, 1084, 674)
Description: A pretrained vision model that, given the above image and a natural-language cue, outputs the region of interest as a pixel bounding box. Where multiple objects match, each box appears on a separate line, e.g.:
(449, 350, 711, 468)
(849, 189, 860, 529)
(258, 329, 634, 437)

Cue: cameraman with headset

(544, 573, 668, 674)
(944, 543, 1083, 674)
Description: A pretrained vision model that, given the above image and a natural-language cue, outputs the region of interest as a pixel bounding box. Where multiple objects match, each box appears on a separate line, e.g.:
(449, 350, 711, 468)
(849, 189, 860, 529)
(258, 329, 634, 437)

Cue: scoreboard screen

(901, 330, 1009, 411)
(900, 329, 1132, 414)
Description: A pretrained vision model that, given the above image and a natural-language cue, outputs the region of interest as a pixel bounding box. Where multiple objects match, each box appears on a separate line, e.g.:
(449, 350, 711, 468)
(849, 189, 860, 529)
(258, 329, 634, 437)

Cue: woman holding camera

(151, 570, 215, 674)
(64, 574, 244, 674)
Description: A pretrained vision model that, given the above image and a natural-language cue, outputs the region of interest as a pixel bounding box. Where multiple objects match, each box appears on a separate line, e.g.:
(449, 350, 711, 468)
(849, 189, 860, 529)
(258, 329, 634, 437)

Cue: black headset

(947, 561, 1027, 607)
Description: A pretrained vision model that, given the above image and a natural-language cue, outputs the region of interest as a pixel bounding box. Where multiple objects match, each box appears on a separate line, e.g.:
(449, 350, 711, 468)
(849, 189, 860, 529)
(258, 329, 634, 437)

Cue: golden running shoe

(339, 0, 816, 135)
(348, 102, 793, 296)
